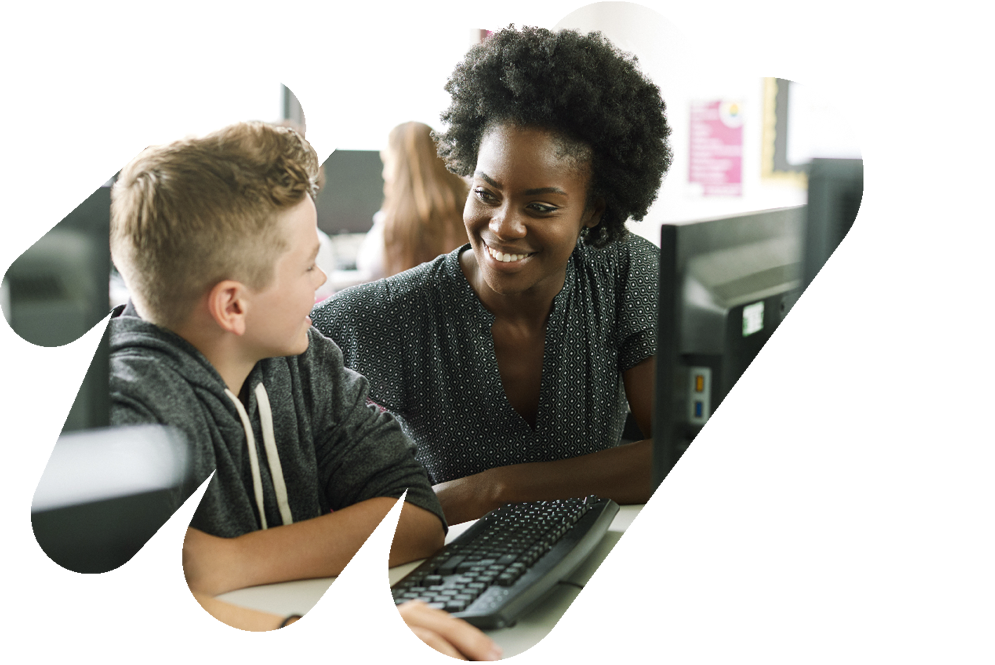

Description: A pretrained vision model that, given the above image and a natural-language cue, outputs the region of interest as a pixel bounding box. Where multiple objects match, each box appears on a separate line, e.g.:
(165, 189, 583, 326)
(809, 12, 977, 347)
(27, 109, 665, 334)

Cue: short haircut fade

(110, 121, 319, 328)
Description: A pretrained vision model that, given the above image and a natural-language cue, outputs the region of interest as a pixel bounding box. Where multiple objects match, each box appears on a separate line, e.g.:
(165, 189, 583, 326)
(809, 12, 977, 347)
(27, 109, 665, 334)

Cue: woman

(355, 121, 469, 279)
(312, 26, 672, 524)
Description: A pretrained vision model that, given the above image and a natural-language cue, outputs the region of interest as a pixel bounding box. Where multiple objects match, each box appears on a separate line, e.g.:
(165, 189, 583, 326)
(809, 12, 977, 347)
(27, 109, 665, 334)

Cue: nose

(489, 205, 526, 240)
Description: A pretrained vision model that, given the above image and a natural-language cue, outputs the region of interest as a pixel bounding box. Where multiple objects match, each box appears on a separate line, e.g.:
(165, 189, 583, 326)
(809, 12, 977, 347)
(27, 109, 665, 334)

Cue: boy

(108, 121, 500, 658)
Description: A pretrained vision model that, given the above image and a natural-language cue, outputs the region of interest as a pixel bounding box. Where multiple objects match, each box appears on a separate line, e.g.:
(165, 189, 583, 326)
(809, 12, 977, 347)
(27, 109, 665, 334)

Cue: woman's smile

(484, 241, 535, 264)
(461, 123, 603, 302)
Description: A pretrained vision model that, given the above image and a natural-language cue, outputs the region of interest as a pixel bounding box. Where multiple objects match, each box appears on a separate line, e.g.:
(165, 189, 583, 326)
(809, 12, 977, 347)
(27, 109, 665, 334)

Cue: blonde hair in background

(381, 121, 469, 276)
(110, 121, 320, 329)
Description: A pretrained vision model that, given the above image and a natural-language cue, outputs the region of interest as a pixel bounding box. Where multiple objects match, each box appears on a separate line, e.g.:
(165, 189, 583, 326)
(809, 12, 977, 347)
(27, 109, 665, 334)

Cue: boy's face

(242, 196, 326, 359)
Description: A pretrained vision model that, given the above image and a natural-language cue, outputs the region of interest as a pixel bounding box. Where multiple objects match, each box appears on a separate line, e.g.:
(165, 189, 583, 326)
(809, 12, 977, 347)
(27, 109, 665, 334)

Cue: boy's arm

(183, 496, 444, 596)
(193, 592, 500, 659)
(191, 591, 295, 631)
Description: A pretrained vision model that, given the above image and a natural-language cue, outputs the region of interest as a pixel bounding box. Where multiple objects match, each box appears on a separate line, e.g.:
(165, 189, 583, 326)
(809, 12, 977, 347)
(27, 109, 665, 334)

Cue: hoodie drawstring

(225, 384, 293, 530)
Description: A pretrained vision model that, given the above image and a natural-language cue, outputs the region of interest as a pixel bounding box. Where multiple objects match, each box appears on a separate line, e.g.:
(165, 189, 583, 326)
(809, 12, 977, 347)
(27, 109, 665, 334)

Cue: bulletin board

(761, 77, 807, 188)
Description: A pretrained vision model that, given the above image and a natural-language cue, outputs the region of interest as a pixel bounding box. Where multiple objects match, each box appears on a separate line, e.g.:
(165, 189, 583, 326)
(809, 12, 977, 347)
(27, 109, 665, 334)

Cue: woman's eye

(474, 188, 496, 203)
(529, 203, 557, 214)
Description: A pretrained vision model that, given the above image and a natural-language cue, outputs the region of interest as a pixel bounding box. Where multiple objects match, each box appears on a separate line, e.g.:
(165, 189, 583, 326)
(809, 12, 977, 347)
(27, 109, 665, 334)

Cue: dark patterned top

(310, 235, 659, 484)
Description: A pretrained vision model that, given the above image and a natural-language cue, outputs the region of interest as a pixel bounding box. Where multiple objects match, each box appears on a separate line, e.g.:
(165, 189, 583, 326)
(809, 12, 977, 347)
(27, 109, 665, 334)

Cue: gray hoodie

(109, 303, 445, 538)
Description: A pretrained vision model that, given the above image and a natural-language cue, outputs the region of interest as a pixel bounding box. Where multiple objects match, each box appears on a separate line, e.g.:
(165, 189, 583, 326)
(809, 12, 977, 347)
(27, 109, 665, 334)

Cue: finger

(399, 602, 502, 661)
(408, 626, 467, 660)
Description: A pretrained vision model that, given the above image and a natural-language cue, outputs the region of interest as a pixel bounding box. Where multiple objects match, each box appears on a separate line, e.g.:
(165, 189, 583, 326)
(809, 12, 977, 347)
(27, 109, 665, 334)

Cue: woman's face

(463, 123, 603, 300)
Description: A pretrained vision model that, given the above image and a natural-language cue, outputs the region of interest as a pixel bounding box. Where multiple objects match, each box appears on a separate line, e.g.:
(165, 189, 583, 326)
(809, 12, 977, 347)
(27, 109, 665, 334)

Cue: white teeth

(487, 246, 530, 263)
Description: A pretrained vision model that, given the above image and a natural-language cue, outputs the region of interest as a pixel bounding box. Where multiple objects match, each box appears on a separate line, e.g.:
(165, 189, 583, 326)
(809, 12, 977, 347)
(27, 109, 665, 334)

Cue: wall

(324, 2, 855, 249)
(75, 3, 856, 246)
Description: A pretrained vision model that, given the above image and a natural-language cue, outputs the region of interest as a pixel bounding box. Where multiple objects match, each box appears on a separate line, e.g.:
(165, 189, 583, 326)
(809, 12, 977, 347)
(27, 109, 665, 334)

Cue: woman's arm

(435, 357, 656, 525)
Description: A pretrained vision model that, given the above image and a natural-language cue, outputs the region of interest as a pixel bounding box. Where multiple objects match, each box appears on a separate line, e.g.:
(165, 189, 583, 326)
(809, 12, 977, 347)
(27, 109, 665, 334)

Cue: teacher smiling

(312, 25, 673, 524)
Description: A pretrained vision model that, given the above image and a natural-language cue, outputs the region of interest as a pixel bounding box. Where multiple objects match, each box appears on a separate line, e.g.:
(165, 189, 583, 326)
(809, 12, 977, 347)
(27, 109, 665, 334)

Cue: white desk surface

(219, 504, 643, 658)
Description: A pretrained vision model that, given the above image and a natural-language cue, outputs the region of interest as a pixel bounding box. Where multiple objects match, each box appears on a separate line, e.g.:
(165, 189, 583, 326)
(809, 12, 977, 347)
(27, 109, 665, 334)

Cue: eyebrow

(307, 242, 320, 263)
(475, 171, 567, 197)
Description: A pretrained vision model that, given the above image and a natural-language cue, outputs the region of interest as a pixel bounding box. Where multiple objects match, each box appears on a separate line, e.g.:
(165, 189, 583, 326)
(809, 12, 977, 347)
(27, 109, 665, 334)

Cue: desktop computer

(652, 157, 864, 489)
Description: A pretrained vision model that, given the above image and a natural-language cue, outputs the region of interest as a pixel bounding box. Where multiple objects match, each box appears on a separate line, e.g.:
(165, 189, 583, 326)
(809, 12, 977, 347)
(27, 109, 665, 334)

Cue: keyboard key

(392, 497, 618, 629)
(437, 555, 465, 575)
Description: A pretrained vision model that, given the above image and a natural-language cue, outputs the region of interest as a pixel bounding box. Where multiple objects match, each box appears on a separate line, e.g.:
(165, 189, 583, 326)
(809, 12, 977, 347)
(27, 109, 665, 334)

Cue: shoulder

(597, 232, 659, 262)
(262, 328, 364, 411)
(293, 327, 346, 372)
(575, 232, 659, 278)
(620, 232, 661, 260)
(311, 249, 460, 334)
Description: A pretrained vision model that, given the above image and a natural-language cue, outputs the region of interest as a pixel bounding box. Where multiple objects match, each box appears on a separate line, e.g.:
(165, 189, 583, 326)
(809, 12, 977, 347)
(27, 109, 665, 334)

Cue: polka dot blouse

(310, 235, 659, 484)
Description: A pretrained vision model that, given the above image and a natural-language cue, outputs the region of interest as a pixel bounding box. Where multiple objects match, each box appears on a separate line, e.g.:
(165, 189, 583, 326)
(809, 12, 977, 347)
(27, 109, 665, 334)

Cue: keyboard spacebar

(453, 499, 619, 629)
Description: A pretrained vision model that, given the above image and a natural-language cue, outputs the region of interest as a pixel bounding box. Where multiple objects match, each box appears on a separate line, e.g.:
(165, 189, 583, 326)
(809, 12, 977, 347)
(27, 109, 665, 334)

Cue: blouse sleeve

(310, 280, 411, 414)
(615, 234, 660, 372)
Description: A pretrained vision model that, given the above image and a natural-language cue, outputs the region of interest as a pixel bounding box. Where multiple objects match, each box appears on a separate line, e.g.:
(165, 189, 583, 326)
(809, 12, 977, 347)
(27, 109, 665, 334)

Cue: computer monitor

(803, 158, 864, 290)
(652, 158, 864, 490)
(1, 181, 112, 432)
(651, 206, 806, 490)
(314, 150, 384, 237)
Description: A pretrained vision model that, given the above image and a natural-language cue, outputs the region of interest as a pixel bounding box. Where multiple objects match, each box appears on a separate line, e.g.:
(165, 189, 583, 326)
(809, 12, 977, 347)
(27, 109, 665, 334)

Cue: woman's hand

(399, 600, 502, 660)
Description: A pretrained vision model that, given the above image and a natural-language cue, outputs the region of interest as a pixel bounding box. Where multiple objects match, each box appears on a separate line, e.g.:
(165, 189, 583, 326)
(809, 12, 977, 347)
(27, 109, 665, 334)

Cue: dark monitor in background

(1, 182, 112, 433)
(314, 150, 384, 237)
(652, 158, 864, 490)
(803, 158, 864, 290)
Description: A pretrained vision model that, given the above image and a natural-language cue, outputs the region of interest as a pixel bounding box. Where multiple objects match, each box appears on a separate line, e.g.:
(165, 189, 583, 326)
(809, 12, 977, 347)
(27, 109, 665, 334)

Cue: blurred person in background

(356, 121, 469, 279)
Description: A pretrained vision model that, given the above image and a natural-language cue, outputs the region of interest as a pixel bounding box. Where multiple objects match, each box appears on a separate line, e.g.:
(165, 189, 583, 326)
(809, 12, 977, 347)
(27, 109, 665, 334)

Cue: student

(311, 26, 673, 525)
(356, 121, 469, 279)
(108, 121, 500, 659)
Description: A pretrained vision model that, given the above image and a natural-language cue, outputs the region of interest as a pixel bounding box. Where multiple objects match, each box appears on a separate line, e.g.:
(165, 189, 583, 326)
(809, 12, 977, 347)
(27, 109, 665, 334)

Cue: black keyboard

(391, 496, 619, 629)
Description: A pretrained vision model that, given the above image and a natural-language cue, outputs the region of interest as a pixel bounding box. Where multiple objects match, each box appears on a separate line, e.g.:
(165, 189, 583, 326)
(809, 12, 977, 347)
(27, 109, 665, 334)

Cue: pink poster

(689, 100, 743, 196)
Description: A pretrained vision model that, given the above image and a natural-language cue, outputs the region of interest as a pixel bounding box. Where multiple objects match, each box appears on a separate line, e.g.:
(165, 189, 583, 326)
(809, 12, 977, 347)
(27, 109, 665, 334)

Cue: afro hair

(435, 25, 673, 247)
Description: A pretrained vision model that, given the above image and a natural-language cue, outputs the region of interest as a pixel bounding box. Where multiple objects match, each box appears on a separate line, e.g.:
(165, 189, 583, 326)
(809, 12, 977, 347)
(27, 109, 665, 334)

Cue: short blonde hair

(111, 121, 319, 328)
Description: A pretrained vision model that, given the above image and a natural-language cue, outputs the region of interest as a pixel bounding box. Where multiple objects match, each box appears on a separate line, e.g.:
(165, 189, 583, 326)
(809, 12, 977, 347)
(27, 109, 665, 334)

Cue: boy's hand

(183, 527, 238, 595)
(399, 601, 502, 660)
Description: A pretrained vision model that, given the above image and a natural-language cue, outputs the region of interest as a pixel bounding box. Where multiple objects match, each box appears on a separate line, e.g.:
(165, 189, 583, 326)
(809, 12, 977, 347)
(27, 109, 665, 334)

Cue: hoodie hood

(109, 302, 296, 535)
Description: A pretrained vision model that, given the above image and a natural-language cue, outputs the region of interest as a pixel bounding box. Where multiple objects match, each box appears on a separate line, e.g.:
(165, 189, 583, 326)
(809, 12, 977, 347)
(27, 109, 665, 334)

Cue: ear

(583, 197, 606, 229)
(206, 280, 249, 336)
